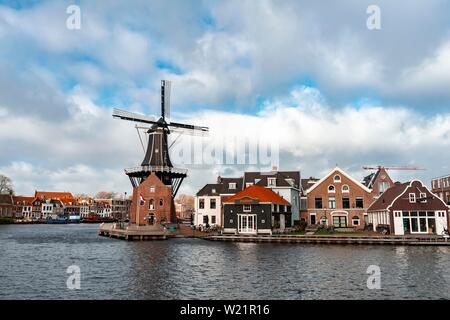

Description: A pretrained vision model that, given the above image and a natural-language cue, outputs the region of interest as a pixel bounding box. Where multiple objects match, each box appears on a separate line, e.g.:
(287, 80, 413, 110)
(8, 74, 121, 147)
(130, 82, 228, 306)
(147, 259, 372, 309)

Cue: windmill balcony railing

(124, 165, 188, 175)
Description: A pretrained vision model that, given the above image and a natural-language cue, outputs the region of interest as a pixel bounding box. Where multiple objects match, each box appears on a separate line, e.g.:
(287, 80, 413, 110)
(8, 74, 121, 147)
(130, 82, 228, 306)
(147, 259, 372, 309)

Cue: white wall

(194, 195, 221, 227)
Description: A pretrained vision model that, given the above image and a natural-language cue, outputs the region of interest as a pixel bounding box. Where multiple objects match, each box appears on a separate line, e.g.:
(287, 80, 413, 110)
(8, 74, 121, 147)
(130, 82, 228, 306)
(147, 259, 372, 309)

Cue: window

(149, 199, 154, 210)
(210, 199, 216, 209)
(268, 178, 276, 187)
(149, 186, 155, 193)
(409, 193, 416, 203)
(315, 197, 323, 209)
(356, 197, 364, 208)
(342, 185, 350, 193)
(419, 193, 427, 203)
(243, 204, 251, 212)
(378, 182, 390, 194)
(203, 215, 209, 224)
(229, 183, 237, 190)
(342, 197, 350, 209)
(211, 188, 216, 194)
(159, 199, 164, 207)
(334, 175, 341, 183)
(328, 185, 335, 193)
(199, 199, 205, 209)
(211, 216, 216, 224)
(352, 217, 360, 226)
(328, 197, 336, 209)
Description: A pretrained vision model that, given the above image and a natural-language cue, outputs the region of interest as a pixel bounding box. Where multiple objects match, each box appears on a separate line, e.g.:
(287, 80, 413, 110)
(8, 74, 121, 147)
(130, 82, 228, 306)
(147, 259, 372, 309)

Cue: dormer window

(409, 193, 416, 203)
(268, 178, 276, 187)
(243, 204, 251, 212)
(229, 183, 237, 190)
(211, 188, 216, 194)
(245, 183, 253, 188)
(334, 175, 341, 183)
(328, 185, 335, 193)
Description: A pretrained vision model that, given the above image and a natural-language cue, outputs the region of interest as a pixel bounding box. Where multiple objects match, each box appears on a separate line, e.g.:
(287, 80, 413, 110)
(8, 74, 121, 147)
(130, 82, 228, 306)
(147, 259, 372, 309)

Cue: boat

(46, 214, 68, 224)
(80, 213, 117, 224)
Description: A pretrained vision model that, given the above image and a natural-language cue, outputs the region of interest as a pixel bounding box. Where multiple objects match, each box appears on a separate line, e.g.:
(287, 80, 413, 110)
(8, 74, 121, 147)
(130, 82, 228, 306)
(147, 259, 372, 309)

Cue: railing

(124, 166, 188, 175)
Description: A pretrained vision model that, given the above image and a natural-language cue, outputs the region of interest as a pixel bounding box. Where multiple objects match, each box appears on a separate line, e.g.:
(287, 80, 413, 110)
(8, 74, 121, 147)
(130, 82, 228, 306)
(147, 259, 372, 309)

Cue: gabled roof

(368, 180, 450, 212)
(196, 184, 221, 196)
(223, 185, 291, 205)
(197, 177, 243, 196)
(301, 178, 319, 193)
(13, 196, 34, 206)
(307, 167, 372, 193)
(367, 182, 409, 211)
(244, 171, 300, 189)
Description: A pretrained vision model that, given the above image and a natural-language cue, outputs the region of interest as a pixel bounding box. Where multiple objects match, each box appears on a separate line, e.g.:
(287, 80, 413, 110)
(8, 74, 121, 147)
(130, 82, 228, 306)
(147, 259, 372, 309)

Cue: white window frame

(352, 218, 360, 226)
(334, 175, 341, 183)
(328, 185, 335, 193)
(229, 183, 237, 190)
(267, 178, 276, 187)
(243, 204, 251, 212)
(419, 193, 427, 203)
(342, 185, 350, 193)
(409, 193, 416, 203)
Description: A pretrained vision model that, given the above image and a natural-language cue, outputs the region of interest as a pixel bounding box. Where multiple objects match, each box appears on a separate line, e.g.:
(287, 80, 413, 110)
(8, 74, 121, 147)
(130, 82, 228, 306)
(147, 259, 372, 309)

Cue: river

(1, 224, 450, 300)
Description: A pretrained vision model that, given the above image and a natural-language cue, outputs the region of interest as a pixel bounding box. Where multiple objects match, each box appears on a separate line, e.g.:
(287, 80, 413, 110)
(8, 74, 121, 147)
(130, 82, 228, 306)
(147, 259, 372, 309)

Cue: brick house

(129, 172, 174, 226)
(223, 185, 291, 235)
(0, 194, 14, 218)
(368, 180, 449, 235)
(302, 167, 372, 229)
(13, 196, 34, 220)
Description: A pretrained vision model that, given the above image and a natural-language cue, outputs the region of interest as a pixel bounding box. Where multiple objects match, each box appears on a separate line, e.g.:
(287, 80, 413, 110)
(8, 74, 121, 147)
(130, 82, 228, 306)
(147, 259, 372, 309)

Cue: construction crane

(362, 165, 426, 171)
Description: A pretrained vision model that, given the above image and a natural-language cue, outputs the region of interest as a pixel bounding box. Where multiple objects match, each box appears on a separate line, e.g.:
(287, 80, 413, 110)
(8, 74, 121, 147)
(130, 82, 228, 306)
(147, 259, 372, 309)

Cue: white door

(238, 214, 257, 234)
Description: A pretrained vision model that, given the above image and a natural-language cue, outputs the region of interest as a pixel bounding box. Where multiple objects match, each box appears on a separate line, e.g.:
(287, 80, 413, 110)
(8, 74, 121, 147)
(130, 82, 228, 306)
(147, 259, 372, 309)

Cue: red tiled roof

(13, 196, 34, 205)
(34, 191, 76, 205)
(223, 185, 290, 205)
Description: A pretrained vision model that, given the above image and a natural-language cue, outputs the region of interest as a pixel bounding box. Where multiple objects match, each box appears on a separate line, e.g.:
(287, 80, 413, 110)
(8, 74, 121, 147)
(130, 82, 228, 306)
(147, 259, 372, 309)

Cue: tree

(175, 194, 194, 211)
(0, 174, 14, 195)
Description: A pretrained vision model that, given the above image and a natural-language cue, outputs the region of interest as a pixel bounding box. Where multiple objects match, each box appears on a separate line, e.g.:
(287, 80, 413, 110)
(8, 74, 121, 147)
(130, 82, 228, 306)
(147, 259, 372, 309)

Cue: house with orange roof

(222, 185, 291, 235)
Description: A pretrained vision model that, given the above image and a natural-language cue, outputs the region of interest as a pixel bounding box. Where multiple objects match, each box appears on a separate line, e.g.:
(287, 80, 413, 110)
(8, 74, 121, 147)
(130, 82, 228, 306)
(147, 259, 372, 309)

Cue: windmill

(113, 80, 208, 223)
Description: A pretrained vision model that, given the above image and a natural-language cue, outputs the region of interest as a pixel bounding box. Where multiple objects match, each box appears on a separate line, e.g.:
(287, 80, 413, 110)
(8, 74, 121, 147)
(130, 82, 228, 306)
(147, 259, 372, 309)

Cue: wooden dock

(205, 234, 450, 246)
(98, 223, 168, 240)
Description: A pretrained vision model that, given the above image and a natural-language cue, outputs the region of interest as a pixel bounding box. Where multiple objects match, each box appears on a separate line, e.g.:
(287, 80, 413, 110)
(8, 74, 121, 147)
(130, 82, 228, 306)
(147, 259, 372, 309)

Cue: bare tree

(175, 194, 194, 211)
(94, 191, 121, 199)
(0, 174, 14, 195)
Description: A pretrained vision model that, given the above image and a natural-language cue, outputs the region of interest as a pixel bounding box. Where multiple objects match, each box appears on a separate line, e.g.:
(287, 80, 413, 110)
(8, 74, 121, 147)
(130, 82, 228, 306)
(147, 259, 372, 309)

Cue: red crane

(362, 165, 426, 171)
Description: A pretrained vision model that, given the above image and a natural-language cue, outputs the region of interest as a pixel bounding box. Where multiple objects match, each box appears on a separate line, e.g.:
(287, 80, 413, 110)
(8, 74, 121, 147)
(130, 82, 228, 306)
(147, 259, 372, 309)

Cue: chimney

(217, 176, 222, 184)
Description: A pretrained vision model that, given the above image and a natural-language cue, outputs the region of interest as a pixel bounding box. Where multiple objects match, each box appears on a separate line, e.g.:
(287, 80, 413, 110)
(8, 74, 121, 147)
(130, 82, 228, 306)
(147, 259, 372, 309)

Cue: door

(333, 216, 347, 228)
(310, 214, 316, 225)
(238, 214, 257, 234)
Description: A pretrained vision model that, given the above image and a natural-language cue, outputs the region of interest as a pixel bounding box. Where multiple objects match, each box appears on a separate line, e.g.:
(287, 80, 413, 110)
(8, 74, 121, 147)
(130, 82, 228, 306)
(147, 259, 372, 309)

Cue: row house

(302, 167, 373, 229)
(223, 185, 292, 235)
(0, 194, 14, 218)
(431, 174, 450, 205)
(368, 180, 449, 235)
(91, 200, 113, 218)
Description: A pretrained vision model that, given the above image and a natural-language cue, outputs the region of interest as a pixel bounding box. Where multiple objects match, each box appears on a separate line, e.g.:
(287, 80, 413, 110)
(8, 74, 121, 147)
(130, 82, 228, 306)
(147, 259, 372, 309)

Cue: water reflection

(1, 224, 450, 299)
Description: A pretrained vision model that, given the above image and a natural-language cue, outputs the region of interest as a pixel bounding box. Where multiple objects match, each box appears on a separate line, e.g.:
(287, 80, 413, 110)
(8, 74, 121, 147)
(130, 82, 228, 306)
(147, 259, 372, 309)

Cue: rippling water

(1, 224, 450, 300)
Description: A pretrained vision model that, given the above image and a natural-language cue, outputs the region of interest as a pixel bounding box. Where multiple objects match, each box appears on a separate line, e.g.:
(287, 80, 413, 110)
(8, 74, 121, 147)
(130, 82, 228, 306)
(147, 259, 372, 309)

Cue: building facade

(13, 196, 34, 219)
(0, 194, 14, 218)
(223, 185, 291, 235)
(432, 174, 450, 205)
(362, 167, 394, 199)
(129, 172, 174, 226)
(368, 180, 449, 235)
(303, 167, 373, 229)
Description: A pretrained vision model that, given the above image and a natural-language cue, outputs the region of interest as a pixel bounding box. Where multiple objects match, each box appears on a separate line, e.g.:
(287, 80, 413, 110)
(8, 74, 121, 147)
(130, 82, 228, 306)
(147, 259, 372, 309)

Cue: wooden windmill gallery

(101, 80, 208, 238)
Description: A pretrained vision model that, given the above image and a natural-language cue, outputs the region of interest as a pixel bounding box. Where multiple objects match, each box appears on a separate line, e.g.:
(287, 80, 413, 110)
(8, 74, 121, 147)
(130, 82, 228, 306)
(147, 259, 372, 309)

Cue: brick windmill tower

(113, 80, 208, 226)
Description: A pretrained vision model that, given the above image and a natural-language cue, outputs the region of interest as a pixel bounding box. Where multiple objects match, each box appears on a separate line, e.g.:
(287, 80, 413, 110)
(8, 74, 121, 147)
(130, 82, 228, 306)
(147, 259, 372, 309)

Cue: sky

(1, 0, 450, 196)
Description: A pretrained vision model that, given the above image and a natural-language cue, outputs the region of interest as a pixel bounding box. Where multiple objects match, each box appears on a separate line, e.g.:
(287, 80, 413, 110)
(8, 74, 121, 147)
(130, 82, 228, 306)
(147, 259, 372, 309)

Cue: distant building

(13, 196, 34, 220)
(0, 194, 14, 218)
(368, 180, 449, 235)
(93, 198, 130, 220)
(431, 174, 450, 205)
(223, 185, 292, 235)
(300, 177, 319, 222)
(303, 167, 373, 229)
(362, 167, 394, 199)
